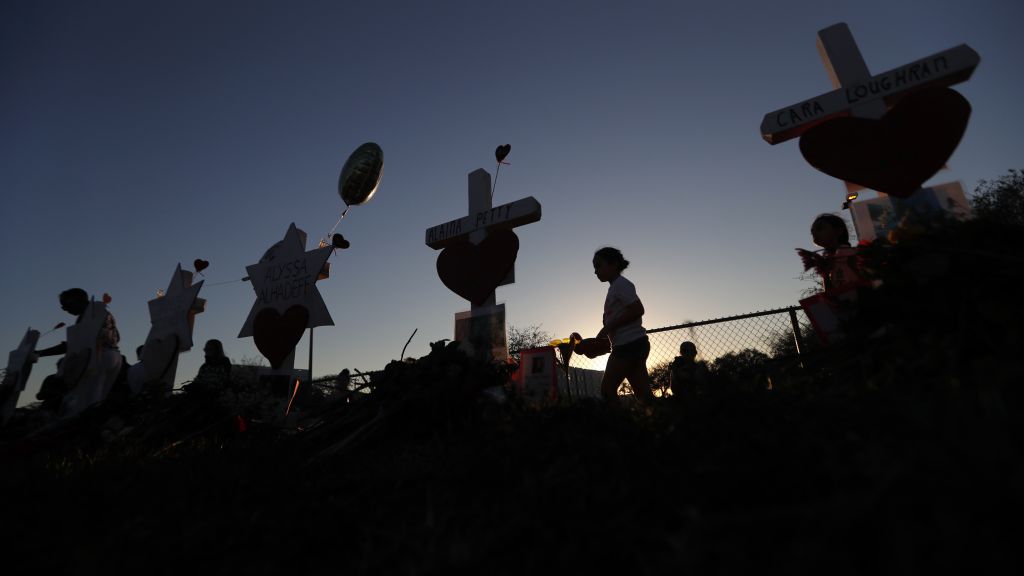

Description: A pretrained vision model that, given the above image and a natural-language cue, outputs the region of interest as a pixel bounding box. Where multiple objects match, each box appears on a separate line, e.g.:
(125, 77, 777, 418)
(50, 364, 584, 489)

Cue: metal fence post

(788, 307, 804, 357)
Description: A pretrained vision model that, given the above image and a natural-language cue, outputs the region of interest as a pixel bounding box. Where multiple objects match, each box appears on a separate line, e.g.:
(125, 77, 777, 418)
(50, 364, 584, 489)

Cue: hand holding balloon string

(26, 321, 67, 363)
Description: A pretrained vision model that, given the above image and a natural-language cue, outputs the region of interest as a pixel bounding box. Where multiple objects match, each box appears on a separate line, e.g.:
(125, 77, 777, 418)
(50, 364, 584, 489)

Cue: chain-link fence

(310, 306, 816, 401)
(559, 306, 815, 399)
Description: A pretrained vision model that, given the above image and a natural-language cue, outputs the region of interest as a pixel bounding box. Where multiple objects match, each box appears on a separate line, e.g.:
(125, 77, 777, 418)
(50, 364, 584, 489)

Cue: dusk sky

(4, 0, 1023, 405)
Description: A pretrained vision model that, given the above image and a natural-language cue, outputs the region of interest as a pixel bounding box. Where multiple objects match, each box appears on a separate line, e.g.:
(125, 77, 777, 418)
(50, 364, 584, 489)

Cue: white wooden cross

(425, 168, 541, 361)
(425, 168, 542, 310)
(760, 22, 979, 145)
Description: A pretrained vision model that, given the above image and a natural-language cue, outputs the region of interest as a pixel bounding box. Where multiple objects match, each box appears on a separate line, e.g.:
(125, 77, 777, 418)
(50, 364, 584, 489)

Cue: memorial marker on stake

(143, 264, 205, 392)
(760, 22, 978, 199)
(61, 300, 109, 385)
(59, 298, 115, 416)
(240, 223, 333, 372)
(426, 168, 541, 361)
(760, 23, 979, 144)
(1, 328, 40, 425)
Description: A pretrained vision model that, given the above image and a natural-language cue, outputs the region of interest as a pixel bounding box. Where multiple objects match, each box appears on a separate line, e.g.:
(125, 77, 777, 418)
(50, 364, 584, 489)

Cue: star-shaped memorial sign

(147, 264, 205, 352)
(61, 300, 110, 387)
(142, 264, 205, 388)
(239, 224, 333, 370)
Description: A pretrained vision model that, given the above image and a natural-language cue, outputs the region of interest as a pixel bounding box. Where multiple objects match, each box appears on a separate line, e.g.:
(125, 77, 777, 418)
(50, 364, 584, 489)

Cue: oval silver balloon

(338, 142, 383, 206)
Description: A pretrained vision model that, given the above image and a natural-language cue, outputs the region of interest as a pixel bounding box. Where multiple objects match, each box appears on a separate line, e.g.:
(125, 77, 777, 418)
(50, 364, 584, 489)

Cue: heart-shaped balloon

(142, 334, 180, 382)
(194, 259, 210, 273)
(495, 144, 511, 163)
(436, 230, 519, 306)
(799, 87, 971, 198)
(331, 234, 350, 249)
(253, 305, 309, 369)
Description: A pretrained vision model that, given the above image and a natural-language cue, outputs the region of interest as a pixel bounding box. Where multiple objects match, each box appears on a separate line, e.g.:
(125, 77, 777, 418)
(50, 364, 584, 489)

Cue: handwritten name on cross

(425, 168, 541, 308)
(760, 23, 979, 144)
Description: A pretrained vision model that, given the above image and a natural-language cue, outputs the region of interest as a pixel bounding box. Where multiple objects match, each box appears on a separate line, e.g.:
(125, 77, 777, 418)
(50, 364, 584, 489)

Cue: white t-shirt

(603, 275, 646, 346)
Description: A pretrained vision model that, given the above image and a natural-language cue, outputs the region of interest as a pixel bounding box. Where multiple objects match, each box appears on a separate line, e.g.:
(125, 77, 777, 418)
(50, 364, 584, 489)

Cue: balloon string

(491, 163, 500, 200)
(328, 207, 350, 238)
(491, 161, 510, 200)
(204, 278, 246, 287)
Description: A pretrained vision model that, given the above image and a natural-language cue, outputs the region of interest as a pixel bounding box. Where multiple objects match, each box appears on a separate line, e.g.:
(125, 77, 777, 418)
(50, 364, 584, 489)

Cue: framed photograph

(454, 304, 508, 362)
(850, 181, 970, 242)
(515, 347, 557, 405)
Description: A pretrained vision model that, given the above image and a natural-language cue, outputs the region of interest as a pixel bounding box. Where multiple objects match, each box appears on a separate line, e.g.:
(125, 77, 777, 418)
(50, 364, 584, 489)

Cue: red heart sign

(436, 230, 519, 306)
(253, 305, 309, 369)
(799, 87, 971, 198)
(194, 259, 210, 273)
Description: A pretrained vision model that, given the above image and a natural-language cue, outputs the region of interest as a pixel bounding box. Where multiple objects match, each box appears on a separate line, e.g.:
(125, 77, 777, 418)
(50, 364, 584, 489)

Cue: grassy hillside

(3, 214, 1022, 575)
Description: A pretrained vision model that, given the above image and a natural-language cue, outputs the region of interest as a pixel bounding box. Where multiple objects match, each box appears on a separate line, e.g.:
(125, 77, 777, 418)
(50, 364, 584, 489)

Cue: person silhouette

(592, 247, 653, 405)
(34, 288, 122, 416)
(797, 213, 863, 293)
(334, 369, 351, 391)
(669, 341, 709, 398)
(188, 339, 232, 395)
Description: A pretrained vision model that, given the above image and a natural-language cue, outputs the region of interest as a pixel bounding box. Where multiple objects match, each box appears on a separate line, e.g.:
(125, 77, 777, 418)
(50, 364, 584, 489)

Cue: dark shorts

(610, 336, 650, 362)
